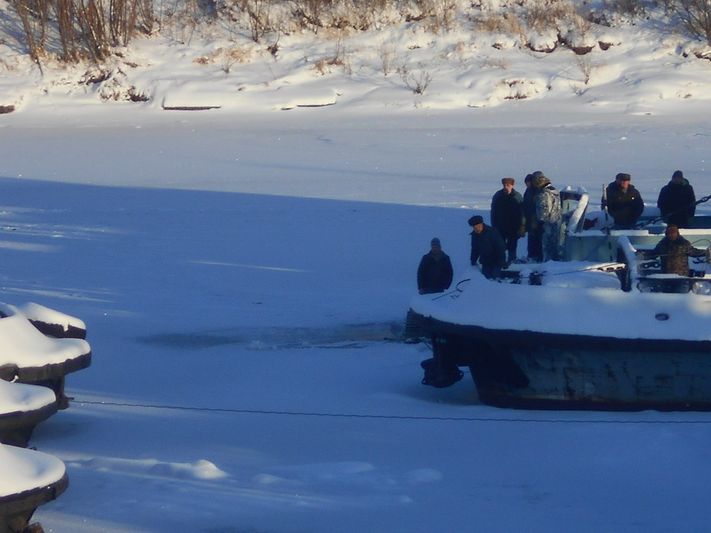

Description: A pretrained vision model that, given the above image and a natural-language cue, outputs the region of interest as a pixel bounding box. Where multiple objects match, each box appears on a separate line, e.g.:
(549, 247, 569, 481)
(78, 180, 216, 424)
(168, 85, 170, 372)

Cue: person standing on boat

(523, 173, 543, 262)
(602, 173, 644, 229)
(657, 170, 696, 228)
(646, 224, 706, 277)
(490, 177, 525, 264)
(417, 237, 454, 294)
(468, 215, 506, 279)
(532, 171, 562, 261)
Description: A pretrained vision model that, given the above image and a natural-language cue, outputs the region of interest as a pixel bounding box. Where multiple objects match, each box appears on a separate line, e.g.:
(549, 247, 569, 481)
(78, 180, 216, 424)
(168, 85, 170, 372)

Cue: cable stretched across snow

(72, 398, 711, 425)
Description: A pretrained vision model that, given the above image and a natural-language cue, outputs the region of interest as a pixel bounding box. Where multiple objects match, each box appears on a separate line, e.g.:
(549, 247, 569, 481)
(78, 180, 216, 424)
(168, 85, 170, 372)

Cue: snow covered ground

(2, 2, 711, 530)
(0, 105, 710, 532)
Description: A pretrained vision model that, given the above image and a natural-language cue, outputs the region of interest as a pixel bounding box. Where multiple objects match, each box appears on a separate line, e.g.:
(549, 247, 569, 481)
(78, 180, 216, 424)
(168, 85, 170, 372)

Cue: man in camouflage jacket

(648, 225, 706, 277)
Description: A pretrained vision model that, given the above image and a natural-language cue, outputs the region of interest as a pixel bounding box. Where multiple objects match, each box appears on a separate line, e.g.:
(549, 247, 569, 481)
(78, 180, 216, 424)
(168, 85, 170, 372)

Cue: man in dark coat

(602, 173, 644, 229)
(657, 170, 696, 228)
(417, 237, 454, 294)
(647, 224, 706, 277)
(468, 215, 506, 279)
(490, 177, 524, 264)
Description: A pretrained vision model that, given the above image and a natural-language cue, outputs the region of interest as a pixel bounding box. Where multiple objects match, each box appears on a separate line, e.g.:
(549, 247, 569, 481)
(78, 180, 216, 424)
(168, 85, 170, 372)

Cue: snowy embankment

(2, 0, 711, 115)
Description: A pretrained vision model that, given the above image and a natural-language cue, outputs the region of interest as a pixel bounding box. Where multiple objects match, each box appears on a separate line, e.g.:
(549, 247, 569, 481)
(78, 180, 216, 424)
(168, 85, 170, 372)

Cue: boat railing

(561, 186, 589, 235)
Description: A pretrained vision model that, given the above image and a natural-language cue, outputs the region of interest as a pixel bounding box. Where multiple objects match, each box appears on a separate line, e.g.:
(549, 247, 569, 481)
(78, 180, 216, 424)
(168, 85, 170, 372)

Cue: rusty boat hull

(419, 314, 711, 411)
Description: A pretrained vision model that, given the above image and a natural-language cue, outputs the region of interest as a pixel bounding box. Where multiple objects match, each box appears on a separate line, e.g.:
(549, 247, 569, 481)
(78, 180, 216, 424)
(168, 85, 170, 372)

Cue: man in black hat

(417, 237, 454, 294)
(657, 170, 696, 228)
(602, 173, 644, 229)
(468, 215, 506, 279)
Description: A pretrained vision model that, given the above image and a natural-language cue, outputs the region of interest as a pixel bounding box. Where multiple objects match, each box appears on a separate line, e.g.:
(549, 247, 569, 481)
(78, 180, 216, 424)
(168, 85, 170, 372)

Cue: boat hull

(419, 314, 711, 411)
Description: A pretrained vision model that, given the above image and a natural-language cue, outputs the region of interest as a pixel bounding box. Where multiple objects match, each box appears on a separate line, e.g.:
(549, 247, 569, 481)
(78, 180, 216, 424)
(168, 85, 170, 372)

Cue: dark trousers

(503, 236, 518, 263)
(481, 264, 502, 279)
(527, 227, 543, 262)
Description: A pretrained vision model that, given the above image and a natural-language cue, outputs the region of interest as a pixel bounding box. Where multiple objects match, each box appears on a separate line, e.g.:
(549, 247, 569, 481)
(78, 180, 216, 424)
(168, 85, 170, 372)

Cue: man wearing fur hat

(468, 215, 506, 279)
(603, 173, 644, 229)
(646, 224, 706, 277)
(657, 170, 696, 228)
(531, 171, 562, 261)
(490, 177, 525, 264)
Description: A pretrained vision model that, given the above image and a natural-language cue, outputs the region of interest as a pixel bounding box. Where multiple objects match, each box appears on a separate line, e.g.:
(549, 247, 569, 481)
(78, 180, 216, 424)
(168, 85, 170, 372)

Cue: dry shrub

(477, 11, 525, 38)
(222, 46, 252, 71)
(11, 0, 153, 64)
(413, 0, 457, 33)
(674, 0, 711, 45)
(608, 0, 646, 16)
(398, 63, 433, 94)
(193, 46, 252, 71)
(524, 0, 579, 33)
(288, 0, 401, 33)
(378, 41, 396, 76)
(312, 37, 350, 74)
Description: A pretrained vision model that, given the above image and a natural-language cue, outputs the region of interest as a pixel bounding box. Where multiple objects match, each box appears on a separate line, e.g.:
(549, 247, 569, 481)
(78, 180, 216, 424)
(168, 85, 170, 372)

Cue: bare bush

(609, 0, 647, 16)
(289, 0, 396, 33)
(414, 0, 456, 33)
(312, 37, 350, 74)
(674, 0, 711, 45)
(398, 64, 433, 94)
(11, 0, 49, 64)
(159, 0, 204, 44)
(378, 41, 396, 76)
(241, 0, 273, 41)
(524, 0, 580, 33)
(109, 0, 140, 46)
(74, 0, 111, 61)
(12, 0, 153, 64)
(291, 0, 332, 31)
(575, 53, 594, 84)
(476, 11, 525, 41)
(55, 0, 79, 60)
(221, 46, 251, 71)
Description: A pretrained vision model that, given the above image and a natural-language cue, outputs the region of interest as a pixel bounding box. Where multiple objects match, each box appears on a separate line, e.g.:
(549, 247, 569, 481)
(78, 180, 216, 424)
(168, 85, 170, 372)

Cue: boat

(410, 187, 711, 410)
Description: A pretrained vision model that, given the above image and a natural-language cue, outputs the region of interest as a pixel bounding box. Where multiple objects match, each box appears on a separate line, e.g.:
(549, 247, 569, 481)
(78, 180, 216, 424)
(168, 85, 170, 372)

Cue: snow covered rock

(0, 380, 58, 447)
(0, 303, 91, 409)
(0, 444, 68, 531)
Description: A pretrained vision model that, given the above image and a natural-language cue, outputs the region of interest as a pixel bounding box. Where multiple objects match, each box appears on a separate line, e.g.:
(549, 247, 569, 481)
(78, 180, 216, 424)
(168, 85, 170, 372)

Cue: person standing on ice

(468, 215, 506, 279)
(657, 170, 696, 228)
(531, 171, 562, 261)
(417, 237, 454, 294)
(490, 177, 525, 265)
(602, 173, 644, 229)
